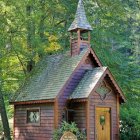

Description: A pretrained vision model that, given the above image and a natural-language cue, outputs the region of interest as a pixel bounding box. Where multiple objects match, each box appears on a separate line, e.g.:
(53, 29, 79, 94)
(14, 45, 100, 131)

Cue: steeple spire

(68, 0, 92, 56)
(68, 0, 92, 32)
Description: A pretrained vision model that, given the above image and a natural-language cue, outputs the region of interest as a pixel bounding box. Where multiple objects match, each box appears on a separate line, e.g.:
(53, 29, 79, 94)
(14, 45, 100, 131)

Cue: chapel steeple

(68, 0, 92, 56)
(68, 0, 92, 32)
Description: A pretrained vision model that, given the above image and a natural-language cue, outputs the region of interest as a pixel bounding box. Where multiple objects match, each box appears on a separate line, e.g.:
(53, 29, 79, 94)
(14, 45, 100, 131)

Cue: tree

(0, 68, 11, 140)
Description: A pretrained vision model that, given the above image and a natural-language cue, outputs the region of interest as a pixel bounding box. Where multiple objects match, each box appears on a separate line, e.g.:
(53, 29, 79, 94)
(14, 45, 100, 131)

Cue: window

(62, 108, 75, 123)
(96, 81, 112, 100)
(27, 108, 40, 124)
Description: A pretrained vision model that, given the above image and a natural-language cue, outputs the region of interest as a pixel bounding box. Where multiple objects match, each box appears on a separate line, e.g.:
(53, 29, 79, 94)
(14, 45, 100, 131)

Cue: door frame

(94, 105, 113, 140)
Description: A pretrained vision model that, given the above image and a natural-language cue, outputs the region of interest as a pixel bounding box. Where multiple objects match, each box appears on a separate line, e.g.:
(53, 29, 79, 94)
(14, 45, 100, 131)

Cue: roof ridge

(11, 48, 89, 103)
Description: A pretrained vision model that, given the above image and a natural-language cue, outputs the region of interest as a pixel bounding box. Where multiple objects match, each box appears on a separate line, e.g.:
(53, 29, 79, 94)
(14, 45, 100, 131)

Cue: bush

(120, 107, 140, 140)
(53, 121, 86, 140)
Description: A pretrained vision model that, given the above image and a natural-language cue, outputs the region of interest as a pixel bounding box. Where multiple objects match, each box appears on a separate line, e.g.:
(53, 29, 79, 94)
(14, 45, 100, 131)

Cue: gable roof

(11, 48, 89, 103)
(11, 46, 125, 104)
(68, 0, 92, 31)
(70, 67, 107, 99)
(70, 67, 126, 103)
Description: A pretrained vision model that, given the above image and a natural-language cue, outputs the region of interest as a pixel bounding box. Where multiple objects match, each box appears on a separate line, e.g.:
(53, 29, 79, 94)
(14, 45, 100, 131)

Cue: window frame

(62, 108, 75, 123)
(26, 107, 40, 126)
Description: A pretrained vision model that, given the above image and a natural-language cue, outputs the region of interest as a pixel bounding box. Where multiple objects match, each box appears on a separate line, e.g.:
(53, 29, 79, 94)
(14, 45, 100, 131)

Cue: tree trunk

(0, 89, 11, 140)
(26, 5, 35, 49)
(39, 0, 46, 42)
(26, 4, 35, 72)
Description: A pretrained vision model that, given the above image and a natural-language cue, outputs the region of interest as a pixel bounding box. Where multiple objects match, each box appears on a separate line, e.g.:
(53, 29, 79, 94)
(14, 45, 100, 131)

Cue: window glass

(27, 109, 40, 123)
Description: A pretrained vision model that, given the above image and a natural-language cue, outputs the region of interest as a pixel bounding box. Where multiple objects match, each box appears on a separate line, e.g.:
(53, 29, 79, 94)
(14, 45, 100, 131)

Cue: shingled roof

(11, 48, 89, 103)
(70, 67, 107, 99)
(70, 67, 126, 102)
(68, 0, 92, 31)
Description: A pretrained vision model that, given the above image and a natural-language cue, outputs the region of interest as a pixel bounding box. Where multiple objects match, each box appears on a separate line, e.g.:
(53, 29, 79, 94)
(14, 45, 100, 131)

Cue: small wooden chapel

(10, 0, 126, 140)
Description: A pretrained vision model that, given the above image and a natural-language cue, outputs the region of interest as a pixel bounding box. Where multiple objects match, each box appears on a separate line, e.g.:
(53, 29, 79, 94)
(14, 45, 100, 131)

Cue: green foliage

(53, 121, 86, 140)
(120, 107, 140, 140)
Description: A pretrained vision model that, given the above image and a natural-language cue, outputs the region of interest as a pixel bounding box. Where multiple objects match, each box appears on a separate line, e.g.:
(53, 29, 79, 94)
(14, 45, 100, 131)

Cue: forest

(0, 0, 140, 139)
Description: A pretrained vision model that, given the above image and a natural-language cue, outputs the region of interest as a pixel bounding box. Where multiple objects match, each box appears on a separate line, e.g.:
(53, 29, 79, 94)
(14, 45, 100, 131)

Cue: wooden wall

(71, 40, 78, 56)
(89, 82, 118, 140)
(72, 102, 86, 131)
(14, 103, 54, 140)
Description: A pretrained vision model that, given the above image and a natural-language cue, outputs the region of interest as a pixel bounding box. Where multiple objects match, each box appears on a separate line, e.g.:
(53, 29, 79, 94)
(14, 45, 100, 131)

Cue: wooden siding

(86, 101, 90, 140)
(14, 103, 54, 140)
(89, 81, 118, 140)
(71, 38, 89, 56)
(71, 39, 78, 56)
(72, 102, 86, 130)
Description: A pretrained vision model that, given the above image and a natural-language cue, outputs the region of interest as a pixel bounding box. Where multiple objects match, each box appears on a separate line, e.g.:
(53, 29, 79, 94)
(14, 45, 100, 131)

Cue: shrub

(120, 107, 140, 140)
(53, 121, 86, 140)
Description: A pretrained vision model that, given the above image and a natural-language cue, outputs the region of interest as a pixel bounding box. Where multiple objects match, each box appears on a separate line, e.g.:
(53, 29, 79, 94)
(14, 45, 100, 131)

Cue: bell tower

(68, 0, 92, 56)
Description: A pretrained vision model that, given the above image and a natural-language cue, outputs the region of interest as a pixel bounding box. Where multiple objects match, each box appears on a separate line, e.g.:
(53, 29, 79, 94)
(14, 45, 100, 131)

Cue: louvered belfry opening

(68, 0, 92, 56)
(70, 30, 91, 56)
